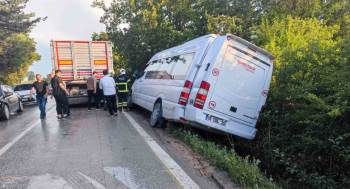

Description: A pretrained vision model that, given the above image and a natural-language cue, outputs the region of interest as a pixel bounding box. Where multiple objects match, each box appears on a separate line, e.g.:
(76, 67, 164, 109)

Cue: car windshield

(14, 84, 32, 91)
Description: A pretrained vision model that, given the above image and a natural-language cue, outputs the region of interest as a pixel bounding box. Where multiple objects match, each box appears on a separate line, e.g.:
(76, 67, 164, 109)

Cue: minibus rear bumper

(183, 110, 257, 140)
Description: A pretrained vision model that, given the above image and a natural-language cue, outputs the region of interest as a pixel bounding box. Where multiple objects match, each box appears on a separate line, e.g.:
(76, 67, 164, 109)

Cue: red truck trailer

(50, 40, 113, 104)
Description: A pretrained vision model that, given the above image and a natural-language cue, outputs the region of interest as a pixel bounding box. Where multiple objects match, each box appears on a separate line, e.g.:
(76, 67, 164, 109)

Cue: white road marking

(27, 174, 73, 189)
(123, 112, 201, 189)
(104, 166, 140, 189)
(78, 172, 106, 189)
(0, 108, 54, 158)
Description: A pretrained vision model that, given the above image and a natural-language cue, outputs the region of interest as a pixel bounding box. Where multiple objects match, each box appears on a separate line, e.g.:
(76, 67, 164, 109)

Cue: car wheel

(149, 101, 164, 128)
(17, 101, 24, 112)
(1, 105, 10, 121)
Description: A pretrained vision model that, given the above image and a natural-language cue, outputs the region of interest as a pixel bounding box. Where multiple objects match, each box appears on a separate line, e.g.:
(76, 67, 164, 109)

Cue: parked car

(0, 85, 24, 120)
(131, 34, 274, 140)
(14, 84, 36, 104)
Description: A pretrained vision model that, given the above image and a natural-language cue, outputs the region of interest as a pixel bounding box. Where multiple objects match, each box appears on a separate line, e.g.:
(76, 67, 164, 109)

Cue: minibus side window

(171, 53, 195, 80)
(157, 57, 176, 79)
(145, 60, 162, 79)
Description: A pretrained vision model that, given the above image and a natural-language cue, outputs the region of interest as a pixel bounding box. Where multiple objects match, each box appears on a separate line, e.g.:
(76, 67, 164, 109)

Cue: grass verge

(169, 128, 279, 189)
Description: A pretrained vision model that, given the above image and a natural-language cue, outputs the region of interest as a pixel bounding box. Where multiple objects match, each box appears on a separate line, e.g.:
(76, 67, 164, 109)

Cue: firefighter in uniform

(115, 69, 129, 110)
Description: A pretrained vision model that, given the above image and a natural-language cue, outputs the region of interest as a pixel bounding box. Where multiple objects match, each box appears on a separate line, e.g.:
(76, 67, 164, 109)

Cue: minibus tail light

(194, 81, 210, 109)
(178, 80, 193, 106)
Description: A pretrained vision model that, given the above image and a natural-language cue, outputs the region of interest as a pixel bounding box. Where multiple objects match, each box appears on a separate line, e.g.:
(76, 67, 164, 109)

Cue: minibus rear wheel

(150, 100, 164, 128)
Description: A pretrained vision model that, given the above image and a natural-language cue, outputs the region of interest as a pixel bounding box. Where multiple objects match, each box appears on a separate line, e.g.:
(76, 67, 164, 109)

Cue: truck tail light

(178, 80, 193, 106)
(194, 81, 210, 109)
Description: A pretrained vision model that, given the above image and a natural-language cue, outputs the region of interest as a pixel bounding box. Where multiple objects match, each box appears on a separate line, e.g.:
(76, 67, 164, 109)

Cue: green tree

(256, 0, 323, 19)
(0, 33, 40, 85)
(250, 17, 349, 188)
(26, 71, 35, 81)
(91, 32, 109, 41)
(0, 0, 41, 36)
(93, 0, 260, 73)
(0, 0, 41, 85)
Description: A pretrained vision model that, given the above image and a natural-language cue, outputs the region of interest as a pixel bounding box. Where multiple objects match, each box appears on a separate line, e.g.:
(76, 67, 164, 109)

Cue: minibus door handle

(230, 106, 237, 113)
(205, 63, 210, 71)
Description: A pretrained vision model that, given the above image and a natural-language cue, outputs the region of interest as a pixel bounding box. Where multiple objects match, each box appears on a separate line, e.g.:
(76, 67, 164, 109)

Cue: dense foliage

(0, 0, 41, 85)
(94, 0, 350, 188)
(172, 128, 278, 189)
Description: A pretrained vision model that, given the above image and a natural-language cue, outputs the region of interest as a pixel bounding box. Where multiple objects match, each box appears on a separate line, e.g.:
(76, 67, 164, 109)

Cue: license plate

(205, 114, 227, 126)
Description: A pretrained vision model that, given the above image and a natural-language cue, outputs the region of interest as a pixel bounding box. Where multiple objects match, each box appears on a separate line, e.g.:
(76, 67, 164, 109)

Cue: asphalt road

(0, 100, 221, 189)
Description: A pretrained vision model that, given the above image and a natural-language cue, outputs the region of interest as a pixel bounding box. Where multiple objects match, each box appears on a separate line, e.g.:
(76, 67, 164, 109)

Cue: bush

(172, 129, 279, 189)
(240, 17, 350, 189)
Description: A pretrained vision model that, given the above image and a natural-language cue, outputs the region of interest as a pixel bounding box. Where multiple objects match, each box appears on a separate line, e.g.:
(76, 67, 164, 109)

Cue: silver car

(14, 84, 36, 104)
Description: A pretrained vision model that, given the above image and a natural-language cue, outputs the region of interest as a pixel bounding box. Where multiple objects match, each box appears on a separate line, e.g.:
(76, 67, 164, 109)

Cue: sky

(25, 0, 111, 76)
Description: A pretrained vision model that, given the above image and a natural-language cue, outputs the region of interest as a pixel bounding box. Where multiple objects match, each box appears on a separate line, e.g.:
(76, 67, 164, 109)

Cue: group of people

(86, 69, 129, 116)
(30, 69, 129, 119)
(31, 70, 70, 119)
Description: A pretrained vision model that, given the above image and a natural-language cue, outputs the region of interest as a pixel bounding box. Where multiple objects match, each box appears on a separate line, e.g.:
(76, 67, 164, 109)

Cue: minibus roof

(148, 34, 274, 65)
(227, 34, 275, 61)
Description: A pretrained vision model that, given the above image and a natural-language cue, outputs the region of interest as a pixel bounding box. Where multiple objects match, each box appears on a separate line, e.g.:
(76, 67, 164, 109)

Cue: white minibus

(131, 34, 274, 139)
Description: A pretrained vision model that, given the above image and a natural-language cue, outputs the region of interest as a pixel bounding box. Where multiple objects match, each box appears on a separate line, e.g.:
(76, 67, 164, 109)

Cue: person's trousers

(117, 92, 128, 107)
(104, 95, 117, 115)
(87, 90, 99, 109)
(36, 95, 47, 118)
(54, 95, 69, 115)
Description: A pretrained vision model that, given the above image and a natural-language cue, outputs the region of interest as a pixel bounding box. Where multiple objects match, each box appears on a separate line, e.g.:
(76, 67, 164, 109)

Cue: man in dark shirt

(51, 70, 69, 119)
(32, 74, 49, 119)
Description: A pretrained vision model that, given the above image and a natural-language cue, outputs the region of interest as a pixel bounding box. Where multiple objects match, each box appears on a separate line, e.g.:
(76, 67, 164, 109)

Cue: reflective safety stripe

(116, 82, 128, 93)
(118, 90, 129, 93)
(115, 82, 128, 85)
(118, 102, 128, 107)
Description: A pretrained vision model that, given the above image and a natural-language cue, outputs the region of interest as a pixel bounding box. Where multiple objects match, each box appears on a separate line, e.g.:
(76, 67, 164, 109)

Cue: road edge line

(78, 172, 106, 189)
(123, 112, 201, 189)
(0, 108, 54, 158)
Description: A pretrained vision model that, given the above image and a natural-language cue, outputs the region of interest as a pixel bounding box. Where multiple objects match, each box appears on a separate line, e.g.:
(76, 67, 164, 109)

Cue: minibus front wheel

(150, 100, 165, 128)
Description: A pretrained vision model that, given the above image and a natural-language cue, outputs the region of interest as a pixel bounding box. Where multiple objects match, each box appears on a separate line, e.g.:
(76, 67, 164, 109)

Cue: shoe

(114, 113, 118, 116)
(57, 115, 64, 120)
(63, 114, 70, 118)
(88, 109, 91, 111)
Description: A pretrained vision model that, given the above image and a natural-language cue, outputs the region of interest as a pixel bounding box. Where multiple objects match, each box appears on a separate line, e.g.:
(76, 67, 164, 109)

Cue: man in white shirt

(99, 70, 118, 116)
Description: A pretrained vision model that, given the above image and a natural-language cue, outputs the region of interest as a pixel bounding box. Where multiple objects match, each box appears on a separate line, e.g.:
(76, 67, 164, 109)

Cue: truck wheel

(1, 105, 10, 121)
(17, 101, 24, 112)
(149, 101, 164, 128)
